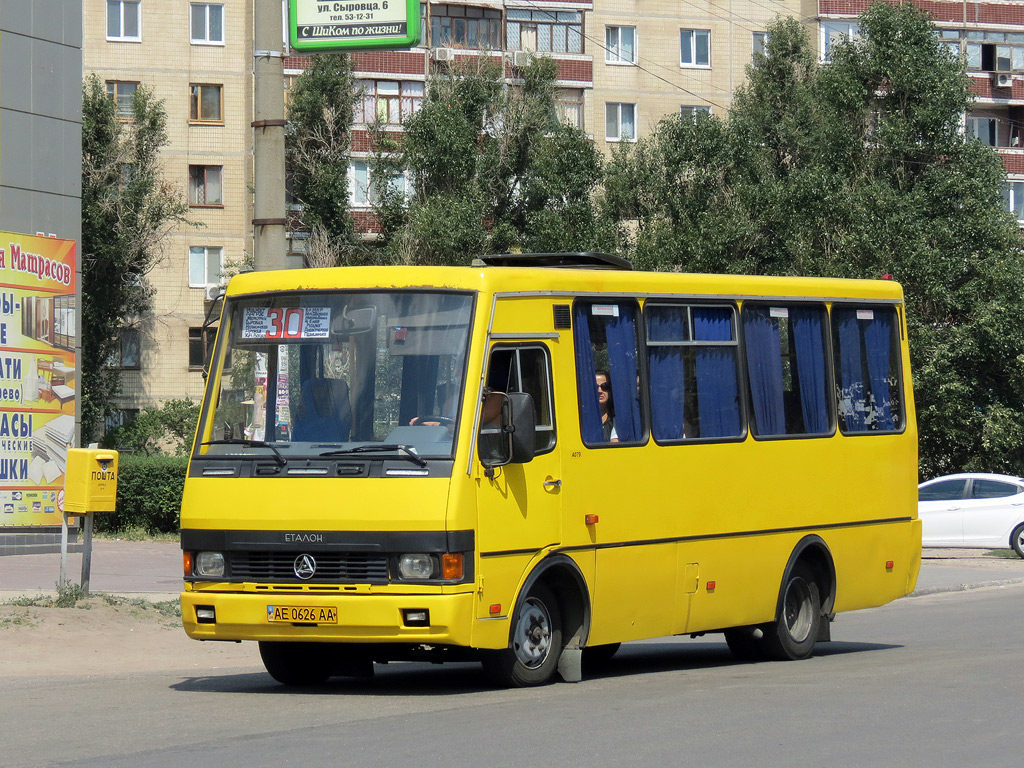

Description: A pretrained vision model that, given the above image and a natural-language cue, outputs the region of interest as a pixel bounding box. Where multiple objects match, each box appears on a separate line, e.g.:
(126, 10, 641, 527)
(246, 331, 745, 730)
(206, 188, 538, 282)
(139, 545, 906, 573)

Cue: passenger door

(918, 478, 968, 545)
(474, 343, 562, 616)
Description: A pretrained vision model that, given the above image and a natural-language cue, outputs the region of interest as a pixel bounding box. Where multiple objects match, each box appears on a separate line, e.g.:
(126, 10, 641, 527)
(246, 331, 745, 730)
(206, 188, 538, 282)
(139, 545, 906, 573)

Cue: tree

(370, 55, 611, 264)
(286, 53, 359, 266)
(604, 4, 1024, 477)
(100, 398, 200, 456)
(80, 75, 191, 442)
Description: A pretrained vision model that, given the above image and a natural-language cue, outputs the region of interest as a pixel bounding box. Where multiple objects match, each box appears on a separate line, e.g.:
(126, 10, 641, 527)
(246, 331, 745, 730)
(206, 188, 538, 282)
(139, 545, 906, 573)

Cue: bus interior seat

(292, 378, 352, 442)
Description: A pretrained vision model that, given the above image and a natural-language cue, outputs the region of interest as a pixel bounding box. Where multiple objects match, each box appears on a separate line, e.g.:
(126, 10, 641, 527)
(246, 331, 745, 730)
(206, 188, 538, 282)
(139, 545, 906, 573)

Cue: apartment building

(83, 1, 1024, 423)
(83, 1, 254, 426)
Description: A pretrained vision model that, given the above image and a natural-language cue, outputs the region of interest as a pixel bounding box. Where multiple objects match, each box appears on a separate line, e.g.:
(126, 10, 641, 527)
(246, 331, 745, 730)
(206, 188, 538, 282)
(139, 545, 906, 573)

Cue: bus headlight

(398, 554, 435, 580)
(195, 551, 226, 578)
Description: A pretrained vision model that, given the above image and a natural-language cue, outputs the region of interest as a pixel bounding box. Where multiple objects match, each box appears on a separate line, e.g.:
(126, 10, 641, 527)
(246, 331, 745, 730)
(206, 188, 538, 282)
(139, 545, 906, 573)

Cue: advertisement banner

(0, 232, 77, 527)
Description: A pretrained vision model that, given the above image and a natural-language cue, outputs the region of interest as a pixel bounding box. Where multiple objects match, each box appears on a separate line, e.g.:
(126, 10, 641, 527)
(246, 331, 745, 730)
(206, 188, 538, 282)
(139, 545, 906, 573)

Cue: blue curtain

(743, 308, 785, 435)
(836, 310, 866, 431)
(863, 311, 895, 430)
(693, 308, 741, 437)
(605, 306, 641, 442)
(791, 307, 829, 434)
(573, 304, 604, 444)
(647, 307, 686, 440)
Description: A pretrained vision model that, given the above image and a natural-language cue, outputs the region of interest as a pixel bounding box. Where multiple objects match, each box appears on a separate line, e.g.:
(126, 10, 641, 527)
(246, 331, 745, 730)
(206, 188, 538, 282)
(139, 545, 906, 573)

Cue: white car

(918, 473, 1024, 558)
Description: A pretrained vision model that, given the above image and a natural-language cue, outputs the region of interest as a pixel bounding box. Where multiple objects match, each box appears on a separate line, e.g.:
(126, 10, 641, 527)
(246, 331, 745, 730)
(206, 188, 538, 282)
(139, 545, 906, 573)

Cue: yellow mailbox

(64, 449, 119, 514)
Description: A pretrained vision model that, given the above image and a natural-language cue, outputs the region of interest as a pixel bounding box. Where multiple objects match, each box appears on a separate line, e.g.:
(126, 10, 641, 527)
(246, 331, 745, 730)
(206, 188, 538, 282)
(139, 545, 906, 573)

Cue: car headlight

(195, 551, 226, 578)
(398, 553, 435, 580)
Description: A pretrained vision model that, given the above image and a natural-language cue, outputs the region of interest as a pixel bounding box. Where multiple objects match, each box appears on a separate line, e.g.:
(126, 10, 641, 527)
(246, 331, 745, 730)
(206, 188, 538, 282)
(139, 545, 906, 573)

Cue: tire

(724, 629, 764, 662)
(582, 642, 621, 667)
(761, 562, 821, 661)
(1012, 523, 1024, 559)
(482, 583, 563, 687)
(258, 641, 337, 686)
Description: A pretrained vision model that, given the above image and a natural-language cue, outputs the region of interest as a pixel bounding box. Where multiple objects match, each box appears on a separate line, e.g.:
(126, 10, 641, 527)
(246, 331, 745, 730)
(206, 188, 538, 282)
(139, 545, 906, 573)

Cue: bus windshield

(198, 290, 474, 460)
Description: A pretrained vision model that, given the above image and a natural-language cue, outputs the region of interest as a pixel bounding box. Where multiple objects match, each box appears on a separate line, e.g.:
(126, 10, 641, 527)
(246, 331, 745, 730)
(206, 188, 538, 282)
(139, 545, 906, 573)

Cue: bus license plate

(267, 605, 338, 624)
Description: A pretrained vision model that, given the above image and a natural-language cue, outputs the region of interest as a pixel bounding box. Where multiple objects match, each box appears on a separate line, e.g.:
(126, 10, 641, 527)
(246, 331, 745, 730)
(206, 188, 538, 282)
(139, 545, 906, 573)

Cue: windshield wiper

(201, 439, 287, 467)
(319, 444, 428, 468)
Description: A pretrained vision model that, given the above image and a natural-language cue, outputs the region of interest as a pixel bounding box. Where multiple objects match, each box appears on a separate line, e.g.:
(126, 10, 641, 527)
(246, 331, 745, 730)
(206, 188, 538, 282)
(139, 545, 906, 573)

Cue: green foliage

(80, 75, 192, 442)
(286, 53, 358, 264)
(371, 56, 610, 264)
(101, 398, 199, 456)
(604, 3, 1024, 478)
(94, 455, 188, 535)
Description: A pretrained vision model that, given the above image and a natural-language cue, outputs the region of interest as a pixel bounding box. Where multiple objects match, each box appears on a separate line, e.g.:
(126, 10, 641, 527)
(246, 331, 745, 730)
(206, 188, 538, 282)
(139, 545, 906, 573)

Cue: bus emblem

(293, 554, 317, 580)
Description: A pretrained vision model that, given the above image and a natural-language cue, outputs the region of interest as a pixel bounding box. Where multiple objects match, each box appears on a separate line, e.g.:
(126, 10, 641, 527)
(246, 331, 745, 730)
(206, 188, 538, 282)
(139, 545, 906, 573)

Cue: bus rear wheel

(259, 641, 342, 686)
(483, 583, 562, 687)
(762, 563, 821, 661)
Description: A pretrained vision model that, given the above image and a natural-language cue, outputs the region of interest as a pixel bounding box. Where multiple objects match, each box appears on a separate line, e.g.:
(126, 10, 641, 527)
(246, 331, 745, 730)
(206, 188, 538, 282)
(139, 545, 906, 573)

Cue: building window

(431, 5, 501, 49)
(554, 89, 584, 130)
(190, 327, 228, 369)
(605, 26, 636, 64)
(753, 31, 768, 57)
(507, 9, 582, 54)
(680, 29, 711, 67)
(106, 81, 139, 118)
(349, 160, 412, 207)
(108, 328, 141, 369)
(605, 102, 637, 142)
(821, 21, 858, 62)
(105, 408, 140, 434)
(190, 3, 224, 44)
(355, 80, 424, 125)
(188, 165, 223, 206)
(189, 246, 223, 287)
(189, 84, 223, 124)
(680, 105, 712, 121)
(1003, 180, 1024, 221)
(107, 0, 141, 41)
(966, 116, 997, 146)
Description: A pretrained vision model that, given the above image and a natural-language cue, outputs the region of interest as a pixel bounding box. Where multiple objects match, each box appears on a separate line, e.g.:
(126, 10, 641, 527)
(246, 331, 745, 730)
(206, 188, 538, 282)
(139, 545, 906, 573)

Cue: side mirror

(478, 391, 536, 468)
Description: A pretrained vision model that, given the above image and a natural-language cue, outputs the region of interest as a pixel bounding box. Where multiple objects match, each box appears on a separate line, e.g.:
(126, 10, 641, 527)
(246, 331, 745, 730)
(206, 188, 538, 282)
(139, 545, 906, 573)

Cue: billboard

(0, 232, 76, 527)
(288, 0, 421, 52)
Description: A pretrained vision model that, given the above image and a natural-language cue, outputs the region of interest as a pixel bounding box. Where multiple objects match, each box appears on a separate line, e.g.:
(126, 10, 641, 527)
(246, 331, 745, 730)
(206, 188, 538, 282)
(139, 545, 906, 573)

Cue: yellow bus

(181, 253, 921, 686)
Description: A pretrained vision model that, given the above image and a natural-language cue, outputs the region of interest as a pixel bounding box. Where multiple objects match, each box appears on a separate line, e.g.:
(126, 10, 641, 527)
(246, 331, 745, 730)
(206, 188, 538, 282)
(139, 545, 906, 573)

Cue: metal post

(59, 512, 69, 588)
(253, 0, 289, 271)
(80, 512, 93, 596)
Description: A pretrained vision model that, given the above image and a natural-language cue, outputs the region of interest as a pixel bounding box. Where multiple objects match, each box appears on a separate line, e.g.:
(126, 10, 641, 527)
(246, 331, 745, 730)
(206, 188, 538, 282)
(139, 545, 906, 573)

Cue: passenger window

(971, 479, 1021, 499)
(918, 479, 967, 502)
(832, 306, 903, 433)
(742, 304, 831, 437)
(645, 303, 743, 441)
(485, 346, 555, 453)
(573, 300, 644, 446)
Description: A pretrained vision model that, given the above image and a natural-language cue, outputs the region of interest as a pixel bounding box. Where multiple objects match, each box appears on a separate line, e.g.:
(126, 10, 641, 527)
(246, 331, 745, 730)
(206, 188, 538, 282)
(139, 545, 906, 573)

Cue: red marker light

(706, 581, 716, 591)
(585, 514, 599, 525)
(489, 604, 501, 615)
(885, 560, 894, 570)
(882, 273, 893, 280)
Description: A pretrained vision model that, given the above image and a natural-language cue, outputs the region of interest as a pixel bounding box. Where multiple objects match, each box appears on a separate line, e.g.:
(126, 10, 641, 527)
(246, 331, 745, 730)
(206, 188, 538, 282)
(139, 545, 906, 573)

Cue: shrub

(95, 454, 187, 535)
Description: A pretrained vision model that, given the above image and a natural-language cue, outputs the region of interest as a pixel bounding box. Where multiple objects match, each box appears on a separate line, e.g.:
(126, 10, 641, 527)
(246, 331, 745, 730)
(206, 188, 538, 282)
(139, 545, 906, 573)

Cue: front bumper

(181, 588, 478, 646)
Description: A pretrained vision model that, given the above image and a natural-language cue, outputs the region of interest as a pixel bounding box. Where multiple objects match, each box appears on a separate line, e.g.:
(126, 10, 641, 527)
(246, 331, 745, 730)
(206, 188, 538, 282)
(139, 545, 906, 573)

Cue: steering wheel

(411, 415, 454, 426)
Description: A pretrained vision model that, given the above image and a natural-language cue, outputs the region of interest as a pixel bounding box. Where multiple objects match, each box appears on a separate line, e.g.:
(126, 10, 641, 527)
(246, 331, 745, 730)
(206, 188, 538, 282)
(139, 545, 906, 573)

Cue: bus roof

(225, 264, 905, 303)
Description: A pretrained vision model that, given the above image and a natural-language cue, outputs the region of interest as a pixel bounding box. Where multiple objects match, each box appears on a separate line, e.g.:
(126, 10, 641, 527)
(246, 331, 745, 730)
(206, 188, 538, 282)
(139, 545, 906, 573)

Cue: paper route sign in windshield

(241, 307, 331, 340)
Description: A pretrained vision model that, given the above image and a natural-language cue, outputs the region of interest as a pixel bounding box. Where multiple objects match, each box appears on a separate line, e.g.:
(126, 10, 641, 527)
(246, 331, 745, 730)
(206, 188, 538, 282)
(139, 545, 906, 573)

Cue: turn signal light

(182, 551, 192, 577)
(442, 553, 464, 580)
(585, 514, 599, 525)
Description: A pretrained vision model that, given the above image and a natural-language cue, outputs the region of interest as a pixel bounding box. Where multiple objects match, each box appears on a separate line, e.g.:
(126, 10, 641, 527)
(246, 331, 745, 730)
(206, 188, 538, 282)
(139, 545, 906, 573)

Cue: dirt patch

(0, 594, 255, 677)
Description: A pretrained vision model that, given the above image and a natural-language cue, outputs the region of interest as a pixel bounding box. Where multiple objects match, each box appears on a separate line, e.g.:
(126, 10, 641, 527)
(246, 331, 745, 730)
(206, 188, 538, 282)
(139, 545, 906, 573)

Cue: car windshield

(196, 291, 473, 460)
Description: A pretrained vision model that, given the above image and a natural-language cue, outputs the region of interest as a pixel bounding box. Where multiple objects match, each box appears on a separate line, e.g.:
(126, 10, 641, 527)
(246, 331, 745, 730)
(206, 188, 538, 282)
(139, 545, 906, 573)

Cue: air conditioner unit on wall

(204, 284, 222, 302)
(512, 50, 531, 68)
(995, 72, 1013, 88)
(433, 47, 455, 63)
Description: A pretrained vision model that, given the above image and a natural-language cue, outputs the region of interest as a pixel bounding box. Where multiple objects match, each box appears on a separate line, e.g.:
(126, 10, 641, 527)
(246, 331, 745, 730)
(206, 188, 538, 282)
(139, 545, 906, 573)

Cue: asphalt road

(5, 580, 1023, 768)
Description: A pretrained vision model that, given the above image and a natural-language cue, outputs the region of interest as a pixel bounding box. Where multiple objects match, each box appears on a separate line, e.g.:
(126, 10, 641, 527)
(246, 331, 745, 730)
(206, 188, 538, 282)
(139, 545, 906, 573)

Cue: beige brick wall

(589, 0, 807, 151)
(83, 0, 254, 415)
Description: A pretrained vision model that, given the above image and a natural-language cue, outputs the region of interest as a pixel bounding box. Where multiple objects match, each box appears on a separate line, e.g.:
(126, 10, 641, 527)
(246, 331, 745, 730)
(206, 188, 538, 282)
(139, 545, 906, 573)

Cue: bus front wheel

(483, 583, 563, 687)
(259, 641, 344, 686)
(762, 563, 821, 661)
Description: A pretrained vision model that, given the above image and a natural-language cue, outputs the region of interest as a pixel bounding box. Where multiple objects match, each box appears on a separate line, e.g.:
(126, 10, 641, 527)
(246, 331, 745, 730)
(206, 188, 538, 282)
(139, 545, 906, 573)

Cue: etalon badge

(293, 554, 317, 580)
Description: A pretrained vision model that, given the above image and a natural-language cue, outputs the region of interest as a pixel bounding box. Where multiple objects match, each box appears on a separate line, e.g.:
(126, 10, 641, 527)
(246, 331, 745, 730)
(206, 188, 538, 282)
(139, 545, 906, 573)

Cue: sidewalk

(0, 538, 182, 602)
(0, 540, 1022, 604)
